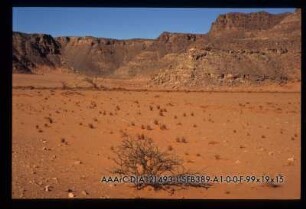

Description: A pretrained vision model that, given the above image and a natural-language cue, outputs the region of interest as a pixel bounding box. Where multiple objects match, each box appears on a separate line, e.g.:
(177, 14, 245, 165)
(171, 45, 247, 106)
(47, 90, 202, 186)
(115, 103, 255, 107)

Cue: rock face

(151, 9, 301, 87)
(13, 32, 62, 73)
(208, 11, 288, 39)
(56, 36, 154, 76)
(13, 9, 301, 87)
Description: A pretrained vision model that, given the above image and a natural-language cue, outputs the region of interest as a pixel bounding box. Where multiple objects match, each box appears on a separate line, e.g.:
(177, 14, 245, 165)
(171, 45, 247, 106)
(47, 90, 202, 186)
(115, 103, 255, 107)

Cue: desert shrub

(112, 136, 182, 188)
(111, 135, 211, 190)
(83, 77, 106, 89)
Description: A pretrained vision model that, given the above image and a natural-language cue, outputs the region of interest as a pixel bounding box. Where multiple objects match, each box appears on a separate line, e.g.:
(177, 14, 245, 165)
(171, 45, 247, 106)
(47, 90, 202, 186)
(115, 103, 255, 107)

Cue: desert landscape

(12, 9, 301, 199)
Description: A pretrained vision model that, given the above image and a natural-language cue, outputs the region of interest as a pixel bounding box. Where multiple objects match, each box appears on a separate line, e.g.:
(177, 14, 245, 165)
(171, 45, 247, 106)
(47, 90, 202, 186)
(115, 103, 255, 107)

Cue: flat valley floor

(12, 74, 301, 199)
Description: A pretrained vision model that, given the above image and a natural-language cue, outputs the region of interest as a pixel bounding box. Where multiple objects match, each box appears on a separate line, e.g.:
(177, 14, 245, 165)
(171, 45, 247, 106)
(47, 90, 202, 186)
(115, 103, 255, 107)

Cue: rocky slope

(151, 9, 301, 88)
(13, 9, 301, 87)
(13, 32, 62, 73)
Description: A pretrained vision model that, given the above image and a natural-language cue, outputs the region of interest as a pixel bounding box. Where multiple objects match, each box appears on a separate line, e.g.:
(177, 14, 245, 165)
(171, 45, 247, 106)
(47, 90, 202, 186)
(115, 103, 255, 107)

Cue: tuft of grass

(88, 123, 95, 129)
(159, 111, 164, 116)
(181, 137, 187, 143)
(159, 124, 167, 130)
(154, 119, 159, 125)
(214, 154, 221, 160)
(45, 116, 53, 124)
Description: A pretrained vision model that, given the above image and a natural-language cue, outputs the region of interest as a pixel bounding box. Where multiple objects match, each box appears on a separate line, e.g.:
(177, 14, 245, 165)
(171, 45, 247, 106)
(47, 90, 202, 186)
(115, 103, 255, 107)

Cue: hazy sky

(13, 7, 295, 39)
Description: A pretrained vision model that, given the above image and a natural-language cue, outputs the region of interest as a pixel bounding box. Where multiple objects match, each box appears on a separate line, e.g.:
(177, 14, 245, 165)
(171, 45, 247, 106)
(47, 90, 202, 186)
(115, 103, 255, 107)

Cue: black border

(0, 0, 305, 208)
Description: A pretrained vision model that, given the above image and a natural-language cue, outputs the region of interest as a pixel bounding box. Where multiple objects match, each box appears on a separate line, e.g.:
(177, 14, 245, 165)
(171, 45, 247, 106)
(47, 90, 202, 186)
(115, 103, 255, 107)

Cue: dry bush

(83, 77, 107, 90)
(111, 135, 211, 190)
(112, 136, 182, 189)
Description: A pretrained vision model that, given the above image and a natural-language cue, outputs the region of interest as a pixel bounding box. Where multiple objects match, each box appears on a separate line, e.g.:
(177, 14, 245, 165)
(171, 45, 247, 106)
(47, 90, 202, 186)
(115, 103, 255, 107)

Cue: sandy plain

(12, 72, 301, 199)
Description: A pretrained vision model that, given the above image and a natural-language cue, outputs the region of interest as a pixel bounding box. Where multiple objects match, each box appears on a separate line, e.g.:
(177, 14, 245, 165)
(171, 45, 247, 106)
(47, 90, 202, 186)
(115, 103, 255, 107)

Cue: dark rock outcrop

(13, 32, 62, 73)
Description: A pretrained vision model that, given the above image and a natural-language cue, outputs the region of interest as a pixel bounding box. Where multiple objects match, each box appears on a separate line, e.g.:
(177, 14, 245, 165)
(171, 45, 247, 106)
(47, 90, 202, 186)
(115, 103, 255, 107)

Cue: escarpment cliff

(13, 9, 301, 87)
